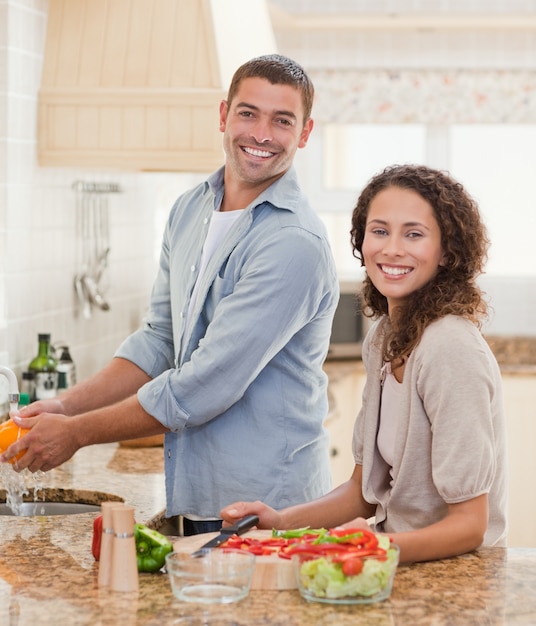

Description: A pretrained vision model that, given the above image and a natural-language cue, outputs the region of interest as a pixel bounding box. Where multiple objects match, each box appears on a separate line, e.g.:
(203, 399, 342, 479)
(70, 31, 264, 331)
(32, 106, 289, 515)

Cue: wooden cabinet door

(324, 362, 365, 488)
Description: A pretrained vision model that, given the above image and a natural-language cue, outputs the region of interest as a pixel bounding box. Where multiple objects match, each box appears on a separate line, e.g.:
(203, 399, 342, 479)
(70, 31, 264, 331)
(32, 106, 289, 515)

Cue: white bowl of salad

(289, 528, 399, 604)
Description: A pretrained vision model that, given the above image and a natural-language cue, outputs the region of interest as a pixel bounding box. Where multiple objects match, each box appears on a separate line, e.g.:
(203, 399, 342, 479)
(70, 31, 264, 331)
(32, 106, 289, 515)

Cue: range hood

(38, 0, 277, 172)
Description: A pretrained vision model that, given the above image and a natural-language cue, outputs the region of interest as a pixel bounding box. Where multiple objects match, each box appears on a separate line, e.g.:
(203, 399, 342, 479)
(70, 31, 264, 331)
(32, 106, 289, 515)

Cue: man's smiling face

(219, 77, 313, 189)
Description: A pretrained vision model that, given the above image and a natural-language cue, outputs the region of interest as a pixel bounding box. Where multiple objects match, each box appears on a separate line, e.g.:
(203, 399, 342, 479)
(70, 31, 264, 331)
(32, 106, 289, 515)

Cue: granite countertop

(327, 335, 536, 376)
(1, 443, 536, 624)
(484, 336, 536, 375)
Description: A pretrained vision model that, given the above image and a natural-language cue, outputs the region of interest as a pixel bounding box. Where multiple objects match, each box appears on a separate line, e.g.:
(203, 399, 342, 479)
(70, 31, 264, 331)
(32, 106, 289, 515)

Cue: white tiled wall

(1, 0, 535, 409)
(0, 2, 193, 408)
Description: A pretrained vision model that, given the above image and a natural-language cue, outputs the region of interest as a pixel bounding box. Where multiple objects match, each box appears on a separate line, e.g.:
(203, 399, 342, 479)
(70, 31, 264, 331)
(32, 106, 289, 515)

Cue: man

(3, 55, 339, 534)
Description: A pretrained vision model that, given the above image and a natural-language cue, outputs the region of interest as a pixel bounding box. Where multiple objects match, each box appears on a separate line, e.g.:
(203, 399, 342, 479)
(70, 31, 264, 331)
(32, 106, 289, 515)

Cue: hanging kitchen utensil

(73, 183, 92, 319)
(72, 181, 120, 318)
(82, 188, 110, 311)
(95, 190, 110, 288)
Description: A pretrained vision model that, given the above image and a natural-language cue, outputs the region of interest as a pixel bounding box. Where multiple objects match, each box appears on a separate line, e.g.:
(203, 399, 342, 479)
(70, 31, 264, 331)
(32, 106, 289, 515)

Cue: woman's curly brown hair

(350, 164, 490, 365)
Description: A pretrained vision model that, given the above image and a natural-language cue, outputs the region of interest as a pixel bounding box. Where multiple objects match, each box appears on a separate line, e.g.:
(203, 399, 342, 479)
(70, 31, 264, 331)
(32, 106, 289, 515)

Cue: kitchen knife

(190, 514, 260, 557)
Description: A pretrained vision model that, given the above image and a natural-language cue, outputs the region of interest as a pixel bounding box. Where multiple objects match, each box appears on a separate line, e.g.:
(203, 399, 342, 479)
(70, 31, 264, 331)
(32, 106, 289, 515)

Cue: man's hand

(17, 397, 68, 418)
(0, 413, 79, 472)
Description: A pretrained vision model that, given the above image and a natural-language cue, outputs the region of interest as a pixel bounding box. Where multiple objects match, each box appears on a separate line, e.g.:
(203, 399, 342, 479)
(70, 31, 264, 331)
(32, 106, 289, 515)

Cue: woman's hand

(220, 501, 283, 530)
(339, 516, 372, 530)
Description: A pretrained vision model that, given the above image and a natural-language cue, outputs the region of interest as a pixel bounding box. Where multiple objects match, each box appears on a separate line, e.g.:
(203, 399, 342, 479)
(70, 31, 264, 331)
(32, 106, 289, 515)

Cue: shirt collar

(206, 166, 300, 214)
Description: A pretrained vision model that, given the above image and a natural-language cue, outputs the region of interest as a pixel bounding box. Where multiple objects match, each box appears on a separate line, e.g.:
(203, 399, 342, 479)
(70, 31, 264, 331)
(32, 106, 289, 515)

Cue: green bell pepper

(134, 523, 173, 572)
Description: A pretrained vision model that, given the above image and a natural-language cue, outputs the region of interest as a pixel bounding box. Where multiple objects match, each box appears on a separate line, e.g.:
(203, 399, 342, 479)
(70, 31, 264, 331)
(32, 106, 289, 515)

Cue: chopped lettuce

(298, 546, 399, 600)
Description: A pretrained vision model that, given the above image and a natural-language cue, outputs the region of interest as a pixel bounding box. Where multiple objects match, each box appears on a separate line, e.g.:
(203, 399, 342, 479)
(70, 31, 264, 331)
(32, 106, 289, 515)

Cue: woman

(220, 164, 507, 563)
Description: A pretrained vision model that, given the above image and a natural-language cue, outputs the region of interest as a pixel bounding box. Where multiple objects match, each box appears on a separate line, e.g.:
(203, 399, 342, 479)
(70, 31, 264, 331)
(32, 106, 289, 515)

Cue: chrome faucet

(0, 366, 20, 406)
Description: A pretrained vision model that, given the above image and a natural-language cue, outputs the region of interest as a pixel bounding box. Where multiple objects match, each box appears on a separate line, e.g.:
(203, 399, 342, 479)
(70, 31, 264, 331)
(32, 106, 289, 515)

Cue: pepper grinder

(97, 501, 117, 587)
(110, 504, 139, 592)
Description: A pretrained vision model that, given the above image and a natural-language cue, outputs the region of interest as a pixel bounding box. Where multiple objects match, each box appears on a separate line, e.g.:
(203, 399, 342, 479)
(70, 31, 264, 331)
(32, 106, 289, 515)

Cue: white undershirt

(377, 362, 402, 473)
(185, 208, 244, 337)
(185, 208, 244, 521)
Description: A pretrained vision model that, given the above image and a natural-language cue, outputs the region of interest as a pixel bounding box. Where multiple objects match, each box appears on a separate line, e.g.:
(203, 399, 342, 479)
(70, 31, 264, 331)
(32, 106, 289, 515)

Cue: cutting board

(173, 530, 296, 590)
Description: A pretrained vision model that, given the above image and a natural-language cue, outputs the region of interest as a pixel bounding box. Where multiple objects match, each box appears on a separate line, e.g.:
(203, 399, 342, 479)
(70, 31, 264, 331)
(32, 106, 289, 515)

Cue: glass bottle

(55, 345, 77, 392)
(28, 333, 58, 400)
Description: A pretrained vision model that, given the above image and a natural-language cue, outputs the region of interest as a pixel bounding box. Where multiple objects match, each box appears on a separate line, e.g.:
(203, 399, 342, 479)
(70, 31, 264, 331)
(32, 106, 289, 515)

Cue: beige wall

(0, 2, 191, 396)
(2, 0, 535, 399)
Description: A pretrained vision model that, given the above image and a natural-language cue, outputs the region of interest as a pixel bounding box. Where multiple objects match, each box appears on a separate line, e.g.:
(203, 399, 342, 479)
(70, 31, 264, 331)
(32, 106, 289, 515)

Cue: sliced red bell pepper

(321, 528, 379, 548)
(332, 547, 386, 561)
(279, 541, 349, 560)
(224, 534, 290, 555)
(224, 535, 245, 549)
(257, 537, 289, 547)
(217, 527, 389, 564)
(92, 514, 103, 561)
(242, 543, 269, 556)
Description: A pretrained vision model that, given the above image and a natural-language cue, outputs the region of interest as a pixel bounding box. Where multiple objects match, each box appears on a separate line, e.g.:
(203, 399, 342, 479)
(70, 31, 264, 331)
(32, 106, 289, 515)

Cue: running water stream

(0, 463, 46, 515)
(0, 366, 46, 514)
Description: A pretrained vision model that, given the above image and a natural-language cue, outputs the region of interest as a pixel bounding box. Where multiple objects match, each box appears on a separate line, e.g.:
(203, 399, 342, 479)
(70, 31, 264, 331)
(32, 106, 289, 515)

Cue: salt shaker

(97, 501, 117, 587)
(110, 504, 139, 592)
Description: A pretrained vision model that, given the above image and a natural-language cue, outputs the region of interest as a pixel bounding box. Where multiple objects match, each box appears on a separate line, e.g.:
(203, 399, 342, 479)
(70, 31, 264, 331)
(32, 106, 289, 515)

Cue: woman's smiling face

(362, 186, 445, 316)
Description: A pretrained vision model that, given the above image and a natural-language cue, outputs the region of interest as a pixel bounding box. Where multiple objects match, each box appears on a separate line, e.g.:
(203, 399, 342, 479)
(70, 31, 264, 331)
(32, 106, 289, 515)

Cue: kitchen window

(315, 123, 536, 279)
(449, 124, 536, 277)
(323, 124, 426, 192)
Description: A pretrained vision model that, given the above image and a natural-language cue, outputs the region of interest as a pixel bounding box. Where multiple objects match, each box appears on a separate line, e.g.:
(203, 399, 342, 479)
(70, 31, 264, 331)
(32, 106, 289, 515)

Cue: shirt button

(190, 265, 196, 272)
(167, 449, 171, 458)
(203, 217, 208, 224)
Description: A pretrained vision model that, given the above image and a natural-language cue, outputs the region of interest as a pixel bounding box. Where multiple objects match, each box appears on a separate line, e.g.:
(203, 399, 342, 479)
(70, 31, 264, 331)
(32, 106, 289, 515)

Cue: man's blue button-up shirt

(115, 166, 340, 518)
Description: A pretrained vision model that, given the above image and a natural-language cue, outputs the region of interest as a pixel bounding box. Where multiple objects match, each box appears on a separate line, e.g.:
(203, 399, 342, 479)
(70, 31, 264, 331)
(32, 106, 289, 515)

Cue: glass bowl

(292, 544, 400, 604)
(165, 549, 256, 604)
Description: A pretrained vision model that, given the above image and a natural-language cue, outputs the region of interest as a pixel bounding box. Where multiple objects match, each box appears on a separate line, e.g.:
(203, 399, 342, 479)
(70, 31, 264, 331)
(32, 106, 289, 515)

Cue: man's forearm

(72, 394, 169, 449)
(60, 357, 152, 415)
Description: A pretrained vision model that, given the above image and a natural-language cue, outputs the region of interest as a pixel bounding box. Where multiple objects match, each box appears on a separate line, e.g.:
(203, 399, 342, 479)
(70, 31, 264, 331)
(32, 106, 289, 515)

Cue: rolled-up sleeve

(137, 221, 337, 430)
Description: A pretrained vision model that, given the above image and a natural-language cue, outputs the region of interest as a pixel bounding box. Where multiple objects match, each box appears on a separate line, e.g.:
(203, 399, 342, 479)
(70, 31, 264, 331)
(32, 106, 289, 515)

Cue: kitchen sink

(0, 488, 123, 516)
(0, 502, 102, 515)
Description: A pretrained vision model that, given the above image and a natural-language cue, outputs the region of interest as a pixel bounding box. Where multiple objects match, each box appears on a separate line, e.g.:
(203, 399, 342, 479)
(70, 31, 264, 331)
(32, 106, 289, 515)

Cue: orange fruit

(0, 419, 30, 462)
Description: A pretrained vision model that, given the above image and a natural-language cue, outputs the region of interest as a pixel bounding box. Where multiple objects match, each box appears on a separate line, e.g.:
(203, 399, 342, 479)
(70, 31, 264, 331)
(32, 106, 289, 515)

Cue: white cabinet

(324, 361, 365, 487)
(502, 373, 536, 547)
